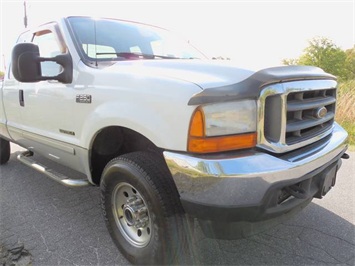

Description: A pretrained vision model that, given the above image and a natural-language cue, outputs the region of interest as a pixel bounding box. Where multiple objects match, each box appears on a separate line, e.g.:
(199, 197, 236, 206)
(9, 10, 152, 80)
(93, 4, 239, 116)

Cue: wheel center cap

(123, 205, 136, 226)
(123, 197, 149, 228)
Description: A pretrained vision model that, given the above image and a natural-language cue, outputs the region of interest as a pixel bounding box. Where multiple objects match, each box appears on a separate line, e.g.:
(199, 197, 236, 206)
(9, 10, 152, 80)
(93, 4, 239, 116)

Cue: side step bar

(17, 151, 91, 187)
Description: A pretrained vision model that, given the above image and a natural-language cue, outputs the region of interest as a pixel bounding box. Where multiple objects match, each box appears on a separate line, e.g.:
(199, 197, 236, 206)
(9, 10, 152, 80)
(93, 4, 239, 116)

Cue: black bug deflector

(188, 66, 336, 105)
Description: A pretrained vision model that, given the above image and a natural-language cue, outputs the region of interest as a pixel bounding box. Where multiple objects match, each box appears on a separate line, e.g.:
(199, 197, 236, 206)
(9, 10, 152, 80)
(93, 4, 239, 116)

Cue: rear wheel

(100, 152, 191, 265)
(0, 138, 10, 165)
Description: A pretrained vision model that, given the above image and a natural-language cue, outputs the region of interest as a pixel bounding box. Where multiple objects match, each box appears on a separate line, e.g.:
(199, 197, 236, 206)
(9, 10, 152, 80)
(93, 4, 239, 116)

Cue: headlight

(203, 100, 256, 136)
(188, 100, 257, 153)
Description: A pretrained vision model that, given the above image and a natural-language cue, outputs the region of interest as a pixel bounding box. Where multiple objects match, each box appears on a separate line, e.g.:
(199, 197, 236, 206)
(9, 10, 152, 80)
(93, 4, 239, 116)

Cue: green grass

(340, 121, 355, 151)
(336, 80, 355, 149)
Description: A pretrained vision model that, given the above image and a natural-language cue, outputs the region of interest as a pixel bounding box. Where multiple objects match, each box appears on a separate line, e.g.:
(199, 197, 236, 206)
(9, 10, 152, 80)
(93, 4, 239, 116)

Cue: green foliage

(282, 58, 299, 66)
(0, 71, 4, 80)
(283, 37, 354, 81)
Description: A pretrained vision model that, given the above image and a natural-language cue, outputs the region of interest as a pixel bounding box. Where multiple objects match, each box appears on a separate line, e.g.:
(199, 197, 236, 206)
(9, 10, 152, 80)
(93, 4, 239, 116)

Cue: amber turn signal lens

(188, 133, 257, 153)
(189, 108, 205, 137)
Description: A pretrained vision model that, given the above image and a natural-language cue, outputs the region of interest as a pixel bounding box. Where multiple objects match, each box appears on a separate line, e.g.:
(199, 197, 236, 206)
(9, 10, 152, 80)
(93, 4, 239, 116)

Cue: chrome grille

(258, 80, 337, 153)
(285, 89, 336, 145)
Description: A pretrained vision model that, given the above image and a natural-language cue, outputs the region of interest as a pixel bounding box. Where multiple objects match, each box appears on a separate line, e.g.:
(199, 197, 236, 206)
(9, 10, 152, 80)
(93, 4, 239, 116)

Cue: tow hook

(285, 185, 308, 199)
(341, 153, 350, 159)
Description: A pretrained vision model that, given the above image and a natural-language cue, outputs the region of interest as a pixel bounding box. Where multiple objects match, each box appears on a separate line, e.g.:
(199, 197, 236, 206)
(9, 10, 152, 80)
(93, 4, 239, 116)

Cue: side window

(33, 31, 62, 77)
(8, 31, 33, 79)
(17, 31, 33, 43)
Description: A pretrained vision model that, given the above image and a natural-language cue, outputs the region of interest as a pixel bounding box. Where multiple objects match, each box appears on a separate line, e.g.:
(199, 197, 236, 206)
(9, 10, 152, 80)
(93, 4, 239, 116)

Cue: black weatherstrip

(188, 66, 336, 106)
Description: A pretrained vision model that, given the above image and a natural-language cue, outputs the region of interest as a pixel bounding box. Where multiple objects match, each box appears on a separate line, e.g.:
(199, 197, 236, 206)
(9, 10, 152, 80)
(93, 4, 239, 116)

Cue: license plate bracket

(315, 164, 338, 198)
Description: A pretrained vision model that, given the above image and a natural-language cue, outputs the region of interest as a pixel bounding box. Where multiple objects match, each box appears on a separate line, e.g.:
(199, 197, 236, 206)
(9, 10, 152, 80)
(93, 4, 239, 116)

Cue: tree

(283, 37, 350, 80)
(282, 58, 299, 66)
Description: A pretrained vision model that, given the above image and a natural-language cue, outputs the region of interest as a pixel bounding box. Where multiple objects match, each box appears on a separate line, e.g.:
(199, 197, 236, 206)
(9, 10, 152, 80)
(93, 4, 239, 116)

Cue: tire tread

(100, 151, 190, 265)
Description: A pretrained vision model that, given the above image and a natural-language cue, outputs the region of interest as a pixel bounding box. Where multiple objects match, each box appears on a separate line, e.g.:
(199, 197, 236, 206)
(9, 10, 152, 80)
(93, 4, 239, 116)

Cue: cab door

(18, 24, 85, 173)
(2, 31, 33, 141)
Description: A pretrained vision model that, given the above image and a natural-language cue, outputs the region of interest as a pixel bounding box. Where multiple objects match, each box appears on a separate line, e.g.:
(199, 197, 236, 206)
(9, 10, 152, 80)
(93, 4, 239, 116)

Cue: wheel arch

(89, 125, 162, 185)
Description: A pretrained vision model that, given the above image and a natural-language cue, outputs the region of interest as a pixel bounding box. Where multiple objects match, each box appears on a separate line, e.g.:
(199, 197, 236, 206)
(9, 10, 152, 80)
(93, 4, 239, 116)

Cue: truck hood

(105, 60, 335, 105)
(108, 60, 255, 90)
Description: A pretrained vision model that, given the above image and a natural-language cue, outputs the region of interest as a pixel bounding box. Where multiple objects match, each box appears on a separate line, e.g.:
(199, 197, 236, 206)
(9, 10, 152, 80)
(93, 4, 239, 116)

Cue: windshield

(67, 17, 206, 65)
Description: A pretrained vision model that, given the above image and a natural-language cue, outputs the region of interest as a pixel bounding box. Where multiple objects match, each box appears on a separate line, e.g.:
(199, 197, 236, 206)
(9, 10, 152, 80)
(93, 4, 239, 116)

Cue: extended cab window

(33, 31, 62, 77)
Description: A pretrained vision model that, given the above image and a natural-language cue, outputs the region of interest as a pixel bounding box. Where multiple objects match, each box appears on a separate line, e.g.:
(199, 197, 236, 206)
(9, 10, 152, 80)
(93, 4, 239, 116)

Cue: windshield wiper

(96, 52, 181, 60)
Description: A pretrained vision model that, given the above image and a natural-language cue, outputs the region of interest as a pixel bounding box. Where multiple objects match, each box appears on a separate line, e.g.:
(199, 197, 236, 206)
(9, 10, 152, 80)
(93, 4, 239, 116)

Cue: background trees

(283, 37, 354, 81)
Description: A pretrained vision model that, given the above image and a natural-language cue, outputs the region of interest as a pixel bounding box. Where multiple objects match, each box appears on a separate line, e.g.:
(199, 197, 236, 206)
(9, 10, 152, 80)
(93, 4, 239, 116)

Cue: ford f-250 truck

(0, 16, 349, 264)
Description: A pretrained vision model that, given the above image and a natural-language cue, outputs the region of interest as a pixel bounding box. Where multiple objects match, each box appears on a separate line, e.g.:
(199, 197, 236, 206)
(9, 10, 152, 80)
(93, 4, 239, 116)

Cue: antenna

(23, 1, 28, 28)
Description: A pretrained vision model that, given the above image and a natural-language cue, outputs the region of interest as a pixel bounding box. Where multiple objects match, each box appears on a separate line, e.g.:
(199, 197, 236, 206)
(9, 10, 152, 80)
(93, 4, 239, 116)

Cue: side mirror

(12, 43, 73, 84)
(12, 43, 42, 82)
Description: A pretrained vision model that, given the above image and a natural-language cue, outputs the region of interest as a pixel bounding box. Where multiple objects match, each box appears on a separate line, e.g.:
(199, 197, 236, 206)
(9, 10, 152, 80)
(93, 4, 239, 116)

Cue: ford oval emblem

(315, 106, 327, 119)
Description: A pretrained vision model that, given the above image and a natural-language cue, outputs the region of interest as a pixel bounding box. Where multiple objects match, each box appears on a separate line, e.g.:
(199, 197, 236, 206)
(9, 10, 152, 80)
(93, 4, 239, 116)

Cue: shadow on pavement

(191, 202, 354, 265)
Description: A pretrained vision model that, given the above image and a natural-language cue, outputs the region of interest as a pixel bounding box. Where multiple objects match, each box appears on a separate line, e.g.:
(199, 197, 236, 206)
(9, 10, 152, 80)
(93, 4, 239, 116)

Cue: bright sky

(1, 0, 354, 72)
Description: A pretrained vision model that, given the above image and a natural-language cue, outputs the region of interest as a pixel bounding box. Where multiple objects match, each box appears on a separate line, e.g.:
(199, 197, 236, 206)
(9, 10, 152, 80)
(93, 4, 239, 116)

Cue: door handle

(19, 90, 24, 107)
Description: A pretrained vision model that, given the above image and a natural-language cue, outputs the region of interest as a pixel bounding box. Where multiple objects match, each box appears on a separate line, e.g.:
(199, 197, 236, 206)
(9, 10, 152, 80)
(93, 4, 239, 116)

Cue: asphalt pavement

(1, 144, 354, 265)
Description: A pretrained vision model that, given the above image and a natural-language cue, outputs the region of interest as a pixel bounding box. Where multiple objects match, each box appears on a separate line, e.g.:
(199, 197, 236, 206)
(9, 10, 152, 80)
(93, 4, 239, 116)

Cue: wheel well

(90, 126, 161, 185)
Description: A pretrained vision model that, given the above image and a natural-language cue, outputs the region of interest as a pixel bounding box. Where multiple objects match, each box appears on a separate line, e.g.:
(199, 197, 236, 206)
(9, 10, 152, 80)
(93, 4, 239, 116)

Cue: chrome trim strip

(23, 131, 75, 155)
(258, 79, 337, 153)
(280, 93, 287, 144)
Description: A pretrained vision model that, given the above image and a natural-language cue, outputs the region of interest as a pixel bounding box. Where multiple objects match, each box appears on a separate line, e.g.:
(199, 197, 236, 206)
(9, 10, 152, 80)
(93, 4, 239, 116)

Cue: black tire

(100, 151, 191, 265)
(0, 138, 10, 165)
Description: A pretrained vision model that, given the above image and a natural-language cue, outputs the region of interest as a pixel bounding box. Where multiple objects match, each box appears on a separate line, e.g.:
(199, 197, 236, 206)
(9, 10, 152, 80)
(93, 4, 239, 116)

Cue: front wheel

(100, 152, 191, 265)
(0, 138, 10, 165)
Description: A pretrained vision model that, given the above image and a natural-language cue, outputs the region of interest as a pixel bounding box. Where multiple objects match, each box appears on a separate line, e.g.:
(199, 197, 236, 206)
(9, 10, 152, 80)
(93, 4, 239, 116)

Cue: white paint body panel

(75, 60, 254, 150)
(0, 17, 255, 178)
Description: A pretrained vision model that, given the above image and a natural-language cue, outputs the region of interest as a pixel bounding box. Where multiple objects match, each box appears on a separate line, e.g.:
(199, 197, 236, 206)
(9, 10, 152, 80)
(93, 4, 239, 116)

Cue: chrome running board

(17, 151, 91, 187)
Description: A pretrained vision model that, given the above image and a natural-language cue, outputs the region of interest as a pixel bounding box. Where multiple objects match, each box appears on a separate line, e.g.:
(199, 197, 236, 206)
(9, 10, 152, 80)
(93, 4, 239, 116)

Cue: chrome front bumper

(163, 122, 348, 220)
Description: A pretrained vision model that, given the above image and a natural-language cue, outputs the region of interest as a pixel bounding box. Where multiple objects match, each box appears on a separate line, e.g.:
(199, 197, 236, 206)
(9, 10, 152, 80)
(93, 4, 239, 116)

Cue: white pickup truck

(0, 16, 349, 264)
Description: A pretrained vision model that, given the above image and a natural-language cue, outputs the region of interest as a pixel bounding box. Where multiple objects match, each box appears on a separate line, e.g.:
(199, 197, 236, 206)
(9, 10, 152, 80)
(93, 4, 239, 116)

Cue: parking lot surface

(1, 144, 354, 265)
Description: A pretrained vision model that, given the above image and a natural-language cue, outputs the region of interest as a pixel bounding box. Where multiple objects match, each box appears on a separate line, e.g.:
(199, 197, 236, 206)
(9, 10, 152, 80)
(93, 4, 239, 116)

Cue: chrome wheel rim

(112, 182, 152, 247)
